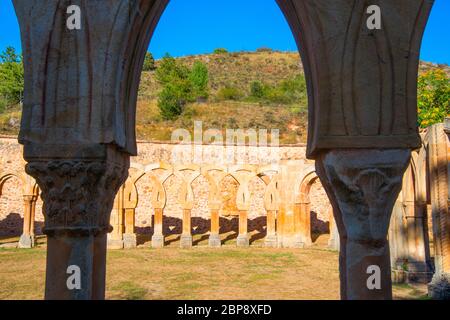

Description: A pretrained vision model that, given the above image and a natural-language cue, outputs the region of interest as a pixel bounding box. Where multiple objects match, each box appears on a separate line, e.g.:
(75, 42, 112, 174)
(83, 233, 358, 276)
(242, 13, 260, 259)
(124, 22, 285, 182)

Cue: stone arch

(12, 0, 435, 299)
(0, 173, 24, 237)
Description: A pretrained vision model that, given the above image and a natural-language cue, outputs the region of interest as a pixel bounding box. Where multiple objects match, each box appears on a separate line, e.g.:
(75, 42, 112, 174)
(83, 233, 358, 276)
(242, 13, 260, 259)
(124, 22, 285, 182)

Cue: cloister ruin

(2, 0, 448, 300)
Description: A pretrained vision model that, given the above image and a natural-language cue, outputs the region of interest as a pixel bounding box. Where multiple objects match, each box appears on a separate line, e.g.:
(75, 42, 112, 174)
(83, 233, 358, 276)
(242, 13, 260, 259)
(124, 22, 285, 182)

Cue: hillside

(1, 50, 449, 144)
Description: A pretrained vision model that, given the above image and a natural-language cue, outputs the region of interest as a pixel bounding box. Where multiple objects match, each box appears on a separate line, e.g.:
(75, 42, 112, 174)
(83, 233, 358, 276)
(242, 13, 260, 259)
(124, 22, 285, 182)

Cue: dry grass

(0, 235, 429, 300)
(136, 100, 307, 144)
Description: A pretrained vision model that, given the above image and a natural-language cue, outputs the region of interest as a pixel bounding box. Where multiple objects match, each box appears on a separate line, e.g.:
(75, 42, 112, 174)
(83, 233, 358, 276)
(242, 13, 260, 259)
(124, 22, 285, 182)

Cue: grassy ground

(0, 235, 429, 300)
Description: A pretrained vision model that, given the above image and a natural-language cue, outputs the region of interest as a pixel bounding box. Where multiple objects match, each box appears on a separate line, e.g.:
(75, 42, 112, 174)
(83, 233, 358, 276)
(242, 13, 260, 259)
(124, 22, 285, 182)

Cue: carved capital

(24, 144, 129, 237)
(316, 149, 410, 300)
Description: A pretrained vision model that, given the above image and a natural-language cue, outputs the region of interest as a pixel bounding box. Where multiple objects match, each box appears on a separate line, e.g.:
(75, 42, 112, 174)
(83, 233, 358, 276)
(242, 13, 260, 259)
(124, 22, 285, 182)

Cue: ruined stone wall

(0, 137, 332, 237)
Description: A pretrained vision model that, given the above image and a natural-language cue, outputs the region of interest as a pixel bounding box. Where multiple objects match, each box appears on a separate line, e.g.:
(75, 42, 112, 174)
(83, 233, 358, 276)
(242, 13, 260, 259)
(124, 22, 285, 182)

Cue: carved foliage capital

(26, 158, 128, 237)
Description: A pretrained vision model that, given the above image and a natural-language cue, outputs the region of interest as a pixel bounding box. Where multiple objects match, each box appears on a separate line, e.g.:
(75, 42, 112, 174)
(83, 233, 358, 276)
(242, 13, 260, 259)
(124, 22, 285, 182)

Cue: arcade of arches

(6, 0, 449, 300)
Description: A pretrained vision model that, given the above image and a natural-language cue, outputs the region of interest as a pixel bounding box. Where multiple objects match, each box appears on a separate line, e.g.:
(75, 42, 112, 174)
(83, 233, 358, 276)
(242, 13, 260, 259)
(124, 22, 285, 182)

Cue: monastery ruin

(2, 0, 448, 300)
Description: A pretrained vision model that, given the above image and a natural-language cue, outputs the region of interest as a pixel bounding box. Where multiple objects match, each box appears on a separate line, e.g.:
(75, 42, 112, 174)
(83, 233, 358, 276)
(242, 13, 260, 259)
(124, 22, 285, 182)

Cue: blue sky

(1, 0, 449, 64)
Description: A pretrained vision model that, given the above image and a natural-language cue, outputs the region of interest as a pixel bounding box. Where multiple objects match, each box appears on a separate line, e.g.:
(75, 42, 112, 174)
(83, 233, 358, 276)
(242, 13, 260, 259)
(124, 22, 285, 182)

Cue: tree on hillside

(417, 69, 450, 128)
(142, 52, 156, 71)
(155, 54, 194, 119)
(213, 48, 228, 54)
(189, 61, 209, 99)
(0, 46, 24, 111)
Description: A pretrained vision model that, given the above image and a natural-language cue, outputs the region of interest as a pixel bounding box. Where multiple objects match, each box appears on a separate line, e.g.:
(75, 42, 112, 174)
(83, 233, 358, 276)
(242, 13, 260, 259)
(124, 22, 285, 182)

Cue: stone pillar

(328, 206, 340, 251)
(123, 208, 137, 249)
(428, 122, 450, 299)
(232, 167, 256, 248)
(107, 188, 125, 249)
(237, 210, 249, 247)
(316, 149, 410, 300)
(203, 168, 227, 248)
(122, 179, 139, 249)
(18, 195, 35, 248)
(25, 145, 129, 300)
(152, 208, 165, 248)
(263, 176, 279, 248)
(295, 201, 312, 247)
(180, 209, 193, 249)
(265, 210, 278, 248)
(389, 196, 409, 283)
(175, 167, 200, 249)
(277, 161, 303, 247)
(209, 209, 221, 248)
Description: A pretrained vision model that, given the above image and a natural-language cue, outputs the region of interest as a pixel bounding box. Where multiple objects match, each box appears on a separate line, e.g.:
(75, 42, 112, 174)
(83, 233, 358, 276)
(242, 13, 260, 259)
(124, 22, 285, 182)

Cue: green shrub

(217, 86, 243, 101)
(213, 48, 228, 55)
(417, 69, 450, 128)
(142, 52, 156, 71)
(0, 47, 23, 107)
(256, 47, 273, 53)
(189, 61, 209, 99)
(250, 81, 265, 99)
(157, 84, 186, 120)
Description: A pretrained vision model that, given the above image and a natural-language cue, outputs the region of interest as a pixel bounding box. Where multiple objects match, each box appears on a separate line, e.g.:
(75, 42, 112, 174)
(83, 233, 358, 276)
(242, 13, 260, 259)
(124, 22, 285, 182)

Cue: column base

(180, 235, 193, 249)
(328, 237, 340, 251)
(123, 234, 137, 249)
(428, 274, 450, 300)
(264, 235, 278, 248)
(107, 236, 124, 250)
(392, 269, 433, 284)
(208, 234, 221, 248)
(293, 235, 308, 248)
(236, 235, 249, 247)
(151, 234, 164, 248)
(18, 234, 35, 248)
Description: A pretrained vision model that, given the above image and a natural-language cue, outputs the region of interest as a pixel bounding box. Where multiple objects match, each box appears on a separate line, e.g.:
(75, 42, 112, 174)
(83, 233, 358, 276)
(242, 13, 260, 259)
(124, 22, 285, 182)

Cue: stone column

(122, 180, 139, 249)
(25, 145, 129, 300)
(18, 195, 35, 248)
(265, 210, 277, 248)
(123, 208, 137, 249)
(232, 167, 255, 248)
(30, 196, 36, 240)
(152, 208, 165, 248)
(316, 149, 410, 300)
(202, 168, 226, 248)
(277, 161, 303, 248)
(175, 167, 200, 249)
(107, 188, 125, 249)
(180, 209, 193, 249)
(237, 210, 249, 247)
(428, 122, 450, 299)
(209, 209, 221, 247)
(295, 201, 312, 247)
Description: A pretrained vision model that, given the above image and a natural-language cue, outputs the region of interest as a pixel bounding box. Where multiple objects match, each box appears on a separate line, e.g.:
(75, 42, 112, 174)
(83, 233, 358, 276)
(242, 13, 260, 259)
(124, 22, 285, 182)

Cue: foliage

(256, 47, 273, 53)
(417, 69, 450, 128)
(142, 52, 156, 71)
(157, 84, 186, 120)
(248, 75, 307, 106)
(217, 85, 243, 101)
(213, 48, 228, 55)
(155, 54, 210, 119)
(0, 47, 24, 111)
(250, 81, 266, 99)
(189, 61, 209, 99)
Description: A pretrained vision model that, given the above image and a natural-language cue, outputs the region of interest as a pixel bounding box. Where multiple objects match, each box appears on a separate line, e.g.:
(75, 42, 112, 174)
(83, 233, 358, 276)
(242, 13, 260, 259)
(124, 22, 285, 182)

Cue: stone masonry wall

(0, 137, 331, 237)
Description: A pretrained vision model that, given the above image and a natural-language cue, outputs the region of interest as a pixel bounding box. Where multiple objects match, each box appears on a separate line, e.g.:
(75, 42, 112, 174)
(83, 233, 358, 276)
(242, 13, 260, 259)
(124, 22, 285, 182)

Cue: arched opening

(0, 174, 23, 241)
(3, 0, 440, 300)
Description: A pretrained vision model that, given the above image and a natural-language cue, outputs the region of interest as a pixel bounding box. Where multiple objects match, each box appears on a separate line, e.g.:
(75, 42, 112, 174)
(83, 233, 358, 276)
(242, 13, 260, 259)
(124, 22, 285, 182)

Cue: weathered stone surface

(25, 144, 129, 299)
(11, 0, 435, 301)
(316, 149, 411, 300)
(427, 122, 450, 299)
(277, 0, 433, 158)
